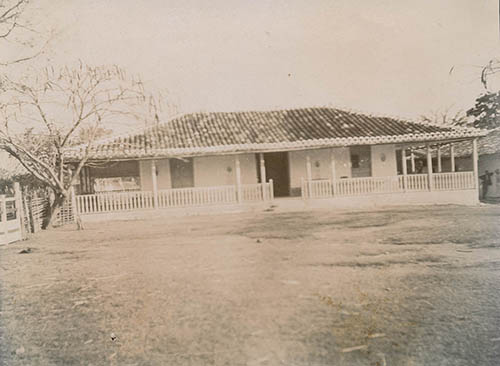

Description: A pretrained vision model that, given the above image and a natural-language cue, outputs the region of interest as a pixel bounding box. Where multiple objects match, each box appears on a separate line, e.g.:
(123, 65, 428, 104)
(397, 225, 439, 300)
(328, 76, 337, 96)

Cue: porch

(73, 138, 480, 217)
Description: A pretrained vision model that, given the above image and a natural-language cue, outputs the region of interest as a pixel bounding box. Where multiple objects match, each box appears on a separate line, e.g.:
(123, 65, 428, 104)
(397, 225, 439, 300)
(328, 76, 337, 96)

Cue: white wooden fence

(158, 185, 235, 208)
(77, 191, 154, 214)
(302, 172, 476, 199)
(27, 195, 47, 233)
(433, 172, 476, 191)
(76, 182, 274, 215)
(403, 174, 429, 192)
(0, 195, 22, 245)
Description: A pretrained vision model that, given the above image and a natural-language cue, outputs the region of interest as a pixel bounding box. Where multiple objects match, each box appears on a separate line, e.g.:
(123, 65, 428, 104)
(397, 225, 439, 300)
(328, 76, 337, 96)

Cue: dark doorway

(170, 158, 194, 188)
(256, 152, 290, 197)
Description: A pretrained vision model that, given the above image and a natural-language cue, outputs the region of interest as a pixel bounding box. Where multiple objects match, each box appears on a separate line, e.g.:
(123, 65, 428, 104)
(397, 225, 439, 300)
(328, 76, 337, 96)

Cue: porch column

(426, 144, 433, 191)
(306, 155, 312, 198)
(330, 150, 337, 196)
(450, 143, 456, 172)
(401, 148, 408, 192)
(437, 146, 442, 173)
(151, 160, 159, 209)
(259, 153, 267, 201)
(410, 150, 416, 173)
(472, 138, 479, 189)
(235, 155, 242, 203)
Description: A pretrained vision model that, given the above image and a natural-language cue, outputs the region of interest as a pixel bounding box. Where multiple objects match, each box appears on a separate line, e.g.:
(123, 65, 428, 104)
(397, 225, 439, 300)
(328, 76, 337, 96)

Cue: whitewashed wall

(193, 154, 257, 187)
(139, 159, 172, 190)
(371, 145, 397, 177)
(137, 145, 399, 193)
(289, 147, 352, 189)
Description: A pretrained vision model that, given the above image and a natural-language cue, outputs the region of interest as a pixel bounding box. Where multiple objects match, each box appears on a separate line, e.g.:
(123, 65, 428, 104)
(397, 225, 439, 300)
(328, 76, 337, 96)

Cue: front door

(170, 158, 194, 188)
(258, 152, 290, 197)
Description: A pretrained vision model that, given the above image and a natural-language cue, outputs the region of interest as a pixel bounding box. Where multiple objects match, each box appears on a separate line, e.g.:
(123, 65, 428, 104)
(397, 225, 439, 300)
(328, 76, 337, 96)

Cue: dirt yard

(1, 204, 500, 366)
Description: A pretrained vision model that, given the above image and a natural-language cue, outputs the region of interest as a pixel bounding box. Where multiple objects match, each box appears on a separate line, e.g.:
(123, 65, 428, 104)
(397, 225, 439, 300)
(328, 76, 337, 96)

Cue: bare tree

(419, 108, 468, 127)
(0, 0, 50, 66)
(0, 63, 158, 227)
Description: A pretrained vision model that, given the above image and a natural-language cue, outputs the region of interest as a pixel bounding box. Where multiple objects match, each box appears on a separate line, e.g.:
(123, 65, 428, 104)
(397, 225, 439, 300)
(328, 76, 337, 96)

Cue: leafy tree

(0, 63, 158, 227)
(466, 91, 500, 130)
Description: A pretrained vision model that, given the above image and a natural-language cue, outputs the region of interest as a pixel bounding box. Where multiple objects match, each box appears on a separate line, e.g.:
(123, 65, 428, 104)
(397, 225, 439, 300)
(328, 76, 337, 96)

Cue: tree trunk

(42, 192, 65, 229)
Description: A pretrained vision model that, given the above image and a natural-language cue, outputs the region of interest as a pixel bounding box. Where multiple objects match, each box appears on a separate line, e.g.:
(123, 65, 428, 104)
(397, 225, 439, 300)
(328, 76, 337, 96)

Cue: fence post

(0, 195, 5, 242)
(0, 195, 6, 240)
(70, 186, 78, 223)
(14, 183, 26, 239)
(22, 187, 32, 235)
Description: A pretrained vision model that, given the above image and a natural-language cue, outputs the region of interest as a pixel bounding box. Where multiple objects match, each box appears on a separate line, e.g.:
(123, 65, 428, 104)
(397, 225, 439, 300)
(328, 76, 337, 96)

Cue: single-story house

(65, 107, 485, 216)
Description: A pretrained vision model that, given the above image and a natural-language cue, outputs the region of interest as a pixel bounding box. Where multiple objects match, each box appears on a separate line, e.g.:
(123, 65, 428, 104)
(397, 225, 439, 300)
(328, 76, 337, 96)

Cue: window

(93, 177, 140, 192)
(350, 146, 371, 177)
(351, 154, 360, 169)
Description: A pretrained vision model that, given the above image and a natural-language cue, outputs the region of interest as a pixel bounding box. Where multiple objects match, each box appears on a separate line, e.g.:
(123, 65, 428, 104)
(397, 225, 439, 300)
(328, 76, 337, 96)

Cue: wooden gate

(0, 194, 22, 245)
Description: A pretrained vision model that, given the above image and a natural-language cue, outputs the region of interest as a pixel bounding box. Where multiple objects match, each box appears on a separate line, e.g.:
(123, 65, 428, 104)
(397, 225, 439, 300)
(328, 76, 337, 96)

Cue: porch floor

(79, 189, 479, 224)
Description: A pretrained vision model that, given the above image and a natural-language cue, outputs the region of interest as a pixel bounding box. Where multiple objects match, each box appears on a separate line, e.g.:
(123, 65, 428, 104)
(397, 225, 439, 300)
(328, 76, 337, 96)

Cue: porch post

(472, 138, 479, 189)
(151, 160, 159, 209)
(450, 143, 456, 172)
(437, 146, 442, 173)
(410, 150, 416, 173)
(235, 155, 242, 203)
(330, 149, 337, 196)
(306, 155, 312, 198)
(426, 144, 433, 191)
(259, 153, 267, 201)
(401, 148, 408, 192)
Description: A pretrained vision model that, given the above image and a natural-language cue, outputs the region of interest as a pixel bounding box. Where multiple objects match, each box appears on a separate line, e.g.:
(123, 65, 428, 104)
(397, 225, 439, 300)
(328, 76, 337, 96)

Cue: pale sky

(17, 0, 500, 119)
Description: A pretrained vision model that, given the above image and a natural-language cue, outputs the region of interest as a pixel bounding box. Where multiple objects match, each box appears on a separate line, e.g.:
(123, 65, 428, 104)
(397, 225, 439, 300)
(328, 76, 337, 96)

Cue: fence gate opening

(0, 194, 22, 245)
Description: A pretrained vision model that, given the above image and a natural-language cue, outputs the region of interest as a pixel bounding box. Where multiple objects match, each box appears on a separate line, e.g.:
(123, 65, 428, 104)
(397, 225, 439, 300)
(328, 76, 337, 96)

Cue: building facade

(66, 107, 485, 217)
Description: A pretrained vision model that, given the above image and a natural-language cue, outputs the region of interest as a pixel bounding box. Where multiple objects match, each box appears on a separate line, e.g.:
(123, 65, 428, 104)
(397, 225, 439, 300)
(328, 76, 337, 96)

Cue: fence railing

(402, 174, 429, 192)
(28, 196, 47, 232)
(433, 172, 475, 191)
(336, 176, 401, 196)
(76, 182, 274, 214)
(301, 179, 333, 198)
(158, 185, 236, 208)
(76, 191, 154, 214)
(242, 182, 274, 202)
(302, 172, 476, 199)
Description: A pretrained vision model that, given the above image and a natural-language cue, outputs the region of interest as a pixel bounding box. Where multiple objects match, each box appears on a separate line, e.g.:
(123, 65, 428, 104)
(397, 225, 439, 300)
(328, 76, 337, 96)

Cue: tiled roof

(444, 129, 500, 158)
(65, 107, 485, 160)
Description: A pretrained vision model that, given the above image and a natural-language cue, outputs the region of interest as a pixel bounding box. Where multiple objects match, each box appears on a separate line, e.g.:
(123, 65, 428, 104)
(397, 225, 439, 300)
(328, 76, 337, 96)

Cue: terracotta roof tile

(444, 129, 500, 157)
(65, 107, 485, 160)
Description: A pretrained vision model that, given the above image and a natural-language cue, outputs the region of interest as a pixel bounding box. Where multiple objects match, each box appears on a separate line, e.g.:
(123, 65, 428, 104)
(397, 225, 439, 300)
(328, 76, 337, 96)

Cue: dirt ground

(1, 204, 500, 366)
